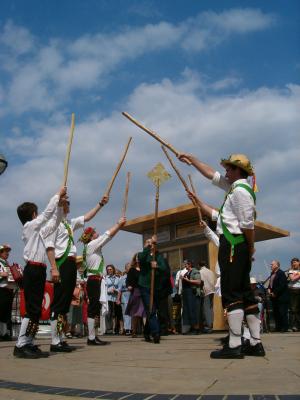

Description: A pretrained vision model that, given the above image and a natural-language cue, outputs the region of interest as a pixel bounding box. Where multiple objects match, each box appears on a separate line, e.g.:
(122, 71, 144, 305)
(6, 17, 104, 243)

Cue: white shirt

(211, 171, 255, 235)
(85, 231, 111, 276)
(45, 216, 85, 258)
(22, 194, 63, 264)
(199, 266, 216, 296)
(0, 259, 8, 288)
(175, 268, 188, 295)
(288, 269, 300, 290)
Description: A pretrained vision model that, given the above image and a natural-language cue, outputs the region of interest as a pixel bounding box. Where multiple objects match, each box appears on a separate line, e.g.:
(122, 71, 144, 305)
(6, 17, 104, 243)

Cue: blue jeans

(139, 286, 160, 336)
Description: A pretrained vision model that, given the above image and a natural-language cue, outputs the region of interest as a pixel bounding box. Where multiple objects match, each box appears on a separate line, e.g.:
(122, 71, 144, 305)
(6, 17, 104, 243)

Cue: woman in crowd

(288, 257, 300, 331)
(181, 259, 202, 335)
(117, 263, 132, 335)
(125, 254, 146, 337)
(105, 264, 123, 334)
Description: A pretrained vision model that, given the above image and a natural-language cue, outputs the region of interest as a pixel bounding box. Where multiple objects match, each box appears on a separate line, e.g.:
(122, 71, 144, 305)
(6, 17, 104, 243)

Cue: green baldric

(82, 244, 104, 277)
(219, 183, 256, 262)
(56, 220, 74, 268)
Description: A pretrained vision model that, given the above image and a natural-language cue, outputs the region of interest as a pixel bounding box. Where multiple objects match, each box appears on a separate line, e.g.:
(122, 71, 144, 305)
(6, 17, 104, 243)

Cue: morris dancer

(45, 195, 109, 353)
(79, 216, 126, 345)
(14, 187, 67, 359)
(180, 153, 264, 358)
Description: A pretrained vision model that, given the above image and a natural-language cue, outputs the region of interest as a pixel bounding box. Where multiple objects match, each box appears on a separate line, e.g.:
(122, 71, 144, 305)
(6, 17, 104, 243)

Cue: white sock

(227, 309, 244, 348)
(50, 320, 60, 345)
(243, 325, 251, 340)
(0, 322, 6, 336)
(16, 318, 30, 348)
(246, 314, 261, 345)
(88, 318, 95, 340)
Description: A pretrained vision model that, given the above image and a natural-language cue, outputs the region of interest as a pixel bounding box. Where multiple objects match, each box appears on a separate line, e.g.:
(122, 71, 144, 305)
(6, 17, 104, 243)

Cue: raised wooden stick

(63, 113, 75, 186)
(122, 112, 182, 157)
(188, 174, 203, 221)
(105, 137, 132, 196)
(161, 145, 190, 192)
(122, 172, 131, 217)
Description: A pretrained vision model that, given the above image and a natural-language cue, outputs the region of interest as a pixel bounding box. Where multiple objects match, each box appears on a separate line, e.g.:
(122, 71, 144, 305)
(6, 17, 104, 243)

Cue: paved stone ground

(0, 332, 299, 399)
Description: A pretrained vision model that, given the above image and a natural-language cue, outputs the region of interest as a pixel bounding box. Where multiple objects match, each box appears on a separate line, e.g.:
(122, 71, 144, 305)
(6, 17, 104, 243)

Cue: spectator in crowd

(175, 262, 188, 296)
(125, 254, 146, 337)
(158, 259, 173, 336)
(198, 260, 216, 333)
(268, 260, 289, 332)
(105, 264, 123, 334)
(117, 263, 132, 335)
(181, 260, 202, 335)
(0, 244, 14, 341)
(288, 257, 300, 331)
(138, 236, 168, 344)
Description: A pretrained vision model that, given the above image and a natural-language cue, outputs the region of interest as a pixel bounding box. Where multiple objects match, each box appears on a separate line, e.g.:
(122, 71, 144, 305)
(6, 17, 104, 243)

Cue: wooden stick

(63, 113, 75, 186)
(122, 172, 131, 217)
(188, 174, 203, 221)
(161, 145, 190, 192)
(105, 137, 132, 196)
(122, 112, 181, 157)
(150, 182, 160, 312)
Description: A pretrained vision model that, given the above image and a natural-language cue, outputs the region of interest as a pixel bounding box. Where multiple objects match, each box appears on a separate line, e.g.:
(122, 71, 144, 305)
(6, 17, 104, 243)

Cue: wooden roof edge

(124, 203, 194, 227)
(254, 220, 290, 237)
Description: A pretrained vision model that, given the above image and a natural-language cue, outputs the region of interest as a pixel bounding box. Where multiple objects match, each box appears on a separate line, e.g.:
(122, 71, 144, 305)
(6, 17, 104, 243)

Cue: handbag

(9, 263, 23, 288)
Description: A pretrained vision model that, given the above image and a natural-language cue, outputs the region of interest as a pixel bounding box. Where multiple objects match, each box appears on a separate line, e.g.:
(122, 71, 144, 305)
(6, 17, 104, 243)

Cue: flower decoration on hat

(79, 227, 95, 244)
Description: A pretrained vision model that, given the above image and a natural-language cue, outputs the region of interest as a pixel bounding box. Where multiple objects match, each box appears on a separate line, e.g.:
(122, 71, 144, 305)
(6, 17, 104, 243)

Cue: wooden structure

(122, 203, 290, 330)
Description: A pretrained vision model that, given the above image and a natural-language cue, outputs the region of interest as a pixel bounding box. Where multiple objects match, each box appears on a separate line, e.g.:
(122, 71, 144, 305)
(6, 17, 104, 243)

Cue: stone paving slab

(0, 333, 299, 398)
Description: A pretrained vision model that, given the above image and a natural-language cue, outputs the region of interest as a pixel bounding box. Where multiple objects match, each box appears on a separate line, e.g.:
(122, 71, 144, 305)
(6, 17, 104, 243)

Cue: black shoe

(144, 334, 152, 342)
(243, 342, 265, 357)
(28, 344, 49, 358)
(87, 338, 107, 346)
(61, 341, 76, 351)
(210, 345, 244, 359)
(95, 336, 110, 345)
(50, 342, 72, 353)
(153, 335, 160, 344)
(202, 327, 213, 334)
(13, 345, 40, 359)
(190, 329, 200, 335)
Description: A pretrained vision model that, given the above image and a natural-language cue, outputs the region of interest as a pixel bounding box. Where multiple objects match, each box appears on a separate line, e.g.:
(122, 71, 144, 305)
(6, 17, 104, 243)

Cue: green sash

(219, 183, 256, 262)
(56, 221, 74, 268)
(82, 244, 104, 277)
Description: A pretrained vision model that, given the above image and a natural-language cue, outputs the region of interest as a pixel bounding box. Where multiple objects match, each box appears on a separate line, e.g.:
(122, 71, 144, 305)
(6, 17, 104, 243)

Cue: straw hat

(221, 154, 254, 176)
(76, 255, 83, 264)
(0, 244, 11, 252)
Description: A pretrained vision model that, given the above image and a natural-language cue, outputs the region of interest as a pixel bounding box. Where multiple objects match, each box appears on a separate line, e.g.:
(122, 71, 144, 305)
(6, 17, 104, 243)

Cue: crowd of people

(0, 151, 299, 360)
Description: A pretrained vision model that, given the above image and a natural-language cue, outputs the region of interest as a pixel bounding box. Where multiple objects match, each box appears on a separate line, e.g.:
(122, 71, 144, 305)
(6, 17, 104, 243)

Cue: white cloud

(0, 8, 276, 114)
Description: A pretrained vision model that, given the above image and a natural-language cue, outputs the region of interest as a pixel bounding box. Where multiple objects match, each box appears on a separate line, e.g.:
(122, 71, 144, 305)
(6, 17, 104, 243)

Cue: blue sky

(0, 0, 299, 279)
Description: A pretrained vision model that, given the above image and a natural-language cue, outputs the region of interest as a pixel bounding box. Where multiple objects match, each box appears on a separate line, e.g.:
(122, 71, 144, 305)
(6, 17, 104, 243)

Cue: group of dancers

(12, 131, 264, 359)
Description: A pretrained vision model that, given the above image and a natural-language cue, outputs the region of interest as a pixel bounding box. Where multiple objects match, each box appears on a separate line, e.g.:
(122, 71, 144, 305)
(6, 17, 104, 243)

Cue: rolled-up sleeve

(212, 171, 230, 192)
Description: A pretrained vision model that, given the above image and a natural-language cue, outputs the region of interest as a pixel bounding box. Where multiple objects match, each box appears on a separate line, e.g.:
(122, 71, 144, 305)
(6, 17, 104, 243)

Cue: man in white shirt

(198, 261, 216, 333)
(45, 195, 109, 353)
(14, 187, 67, 359)
(179, 153, 264, 358)
(78, 216, 126, 345)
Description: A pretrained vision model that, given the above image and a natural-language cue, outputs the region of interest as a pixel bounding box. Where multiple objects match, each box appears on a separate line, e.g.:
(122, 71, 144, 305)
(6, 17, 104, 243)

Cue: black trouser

(87, 278, 101, 318)
(218, 235, 258, 313)
(23, 263, 46, 323)
(158, 295, 170, 334)
(0, 287, 14, 323)
(289, 289, 300, 329)
(272, 299, 289, 331)
(50, 257, 77, 320)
